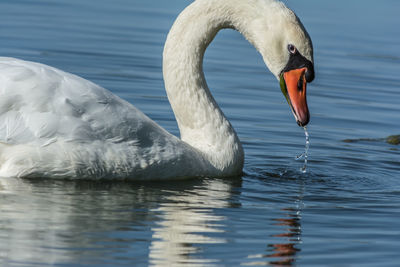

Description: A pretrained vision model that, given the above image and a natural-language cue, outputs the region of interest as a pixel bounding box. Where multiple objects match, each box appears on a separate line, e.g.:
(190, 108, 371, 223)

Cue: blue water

(0, 0, 399, 266)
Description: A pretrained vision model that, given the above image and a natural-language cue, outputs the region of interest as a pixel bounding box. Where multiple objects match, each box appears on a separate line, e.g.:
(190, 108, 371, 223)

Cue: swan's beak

(280, 67, 310, 127)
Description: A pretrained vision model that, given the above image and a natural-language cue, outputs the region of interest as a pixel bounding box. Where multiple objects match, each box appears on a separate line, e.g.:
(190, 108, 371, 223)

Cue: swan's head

(278, 43, 314, 127)
(250, 1, 315, 127)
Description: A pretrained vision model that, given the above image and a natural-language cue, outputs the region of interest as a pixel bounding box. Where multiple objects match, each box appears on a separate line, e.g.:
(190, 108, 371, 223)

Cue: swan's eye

(288, 44, 296, 54)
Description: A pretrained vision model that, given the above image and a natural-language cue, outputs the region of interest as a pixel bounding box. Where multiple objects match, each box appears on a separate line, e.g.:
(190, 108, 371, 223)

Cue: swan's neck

(163, 0, 270, 175)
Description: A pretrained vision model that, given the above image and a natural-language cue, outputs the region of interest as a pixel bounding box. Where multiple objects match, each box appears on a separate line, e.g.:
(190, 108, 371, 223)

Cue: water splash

(295, 126, 310, 173)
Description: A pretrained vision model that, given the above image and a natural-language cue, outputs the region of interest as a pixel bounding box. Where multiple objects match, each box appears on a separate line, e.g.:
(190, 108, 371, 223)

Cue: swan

(0, 0, 314, 180)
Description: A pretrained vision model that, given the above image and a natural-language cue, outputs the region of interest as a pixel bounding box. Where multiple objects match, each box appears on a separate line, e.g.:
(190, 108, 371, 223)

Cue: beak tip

(297, 120, 309, 127)
(296, 113, 310, 127)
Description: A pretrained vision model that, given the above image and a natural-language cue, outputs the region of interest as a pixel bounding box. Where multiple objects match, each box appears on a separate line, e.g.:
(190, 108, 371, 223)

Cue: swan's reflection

(0, 177, 241, 266)
(1, 176, 304, 266)
(149, 178, 238, 266)
(245, 206, 302, 266)
(246, 180, 304, 266)
(266, 207, 302, 265)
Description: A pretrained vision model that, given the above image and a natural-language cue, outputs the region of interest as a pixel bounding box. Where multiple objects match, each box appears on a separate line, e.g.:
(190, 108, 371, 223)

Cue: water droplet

(295, 126, 310, 173)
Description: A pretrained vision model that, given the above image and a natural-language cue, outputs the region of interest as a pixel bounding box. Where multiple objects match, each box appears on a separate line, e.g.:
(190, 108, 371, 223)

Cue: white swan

(0, 0, 314, 180)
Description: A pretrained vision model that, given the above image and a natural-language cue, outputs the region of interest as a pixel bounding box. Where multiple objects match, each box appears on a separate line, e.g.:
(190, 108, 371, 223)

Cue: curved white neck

(162, 0, 279, 175)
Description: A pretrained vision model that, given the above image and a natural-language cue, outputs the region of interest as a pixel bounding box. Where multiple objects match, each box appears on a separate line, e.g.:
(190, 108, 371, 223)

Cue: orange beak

(280, 67, 310, 127)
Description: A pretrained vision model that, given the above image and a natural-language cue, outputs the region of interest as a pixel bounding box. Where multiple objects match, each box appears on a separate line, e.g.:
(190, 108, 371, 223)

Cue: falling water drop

(295, 126, 310, 173)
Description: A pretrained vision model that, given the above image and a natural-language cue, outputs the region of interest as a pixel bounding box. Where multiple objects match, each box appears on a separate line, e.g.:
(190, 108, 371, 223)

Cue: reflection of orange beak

(282, 67, 310, 127)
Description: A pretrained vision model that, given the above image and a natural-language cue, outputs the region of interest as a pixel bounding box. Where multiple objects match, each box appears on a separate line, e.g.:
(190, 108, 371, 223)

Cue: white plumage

(0, 58, 209, 179)
(0, 0, 313, 180)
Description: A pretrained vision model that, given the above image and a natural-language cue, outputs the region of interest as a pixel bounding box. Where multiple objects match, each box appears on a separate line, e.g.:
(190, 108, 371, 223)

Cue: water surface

(0, 0, 399, 266)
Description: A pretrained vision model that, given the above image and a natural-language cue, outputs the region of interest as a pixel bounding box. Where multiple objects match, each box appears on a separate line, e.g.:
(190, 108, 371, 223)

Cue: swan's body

(0, 0, 314, 179)
(0, 58, 211, 179)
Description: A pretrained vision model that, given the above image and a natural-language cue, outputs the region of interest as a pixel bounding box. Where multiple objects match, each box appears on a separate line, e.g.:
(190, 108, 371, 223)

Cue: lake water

(0, 0, 399, 266)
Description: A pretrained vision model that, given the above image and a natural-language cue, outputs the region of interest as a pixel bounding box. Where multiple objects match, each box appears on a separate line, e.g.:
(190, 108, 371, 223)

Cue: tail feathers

(0, 143, 76, 178)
